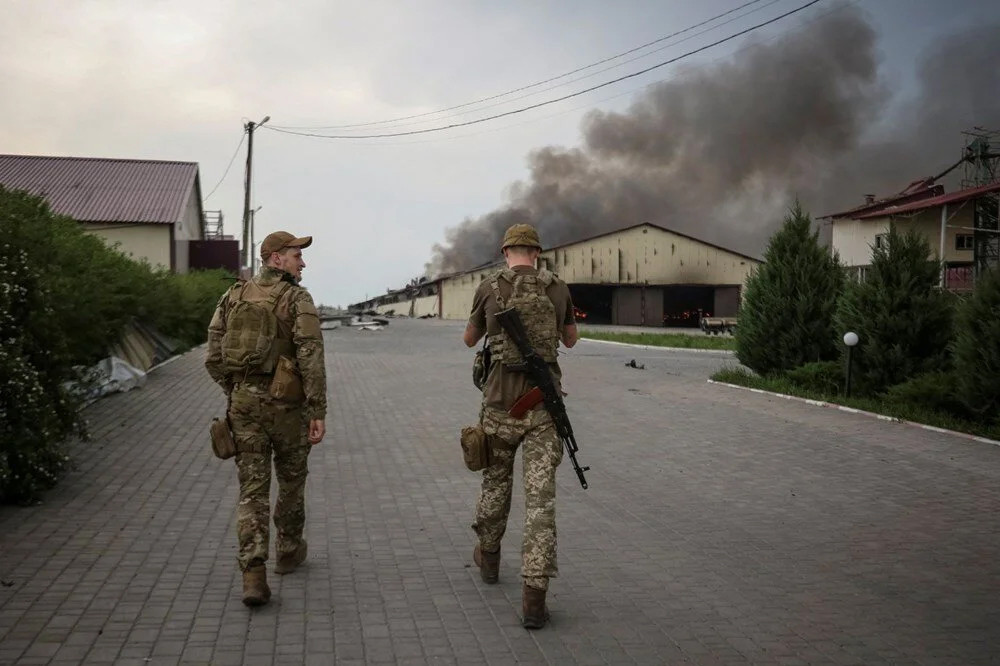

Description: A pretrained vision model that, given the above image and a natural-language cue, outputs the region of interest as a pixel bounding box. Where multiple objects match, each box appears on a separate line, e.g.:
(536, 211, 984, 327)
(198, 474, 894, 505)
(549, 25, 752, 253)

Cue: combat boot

(275, 540, 308, 575)
(242, 564, 271, 607)
(521, 583, 550, 629)
(473, 544, 500, 584)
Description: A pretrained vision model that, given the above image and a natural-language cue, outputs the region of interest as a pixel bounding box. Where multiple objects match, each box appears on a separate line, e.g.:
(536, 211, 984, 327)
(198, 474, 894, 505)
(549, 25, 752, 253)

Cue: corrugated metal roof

(0, 154, 199, 224)
(855, 181, 1000, 219)
(824, 178, 944, 220)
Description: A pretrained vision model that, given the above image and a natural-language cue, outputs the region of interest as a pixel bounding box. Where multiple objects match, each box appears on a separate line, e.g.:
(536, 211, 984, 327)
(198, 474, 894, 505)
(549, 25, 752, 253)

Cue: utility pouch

(472, 337, 491, 391)
(269, 355, 304, 403)
(460, 424, 492, 472)
(210, 416, 236, 460)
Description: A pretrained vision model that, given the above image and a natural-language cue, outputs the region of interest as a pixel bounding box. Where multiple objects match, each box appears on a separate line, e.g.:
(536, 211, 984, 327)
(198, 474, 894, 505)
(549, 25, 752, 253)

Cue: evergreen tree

(735, 202, 845, 375)
(954, 265, 1000, 422)
(834, 224, 954, 395)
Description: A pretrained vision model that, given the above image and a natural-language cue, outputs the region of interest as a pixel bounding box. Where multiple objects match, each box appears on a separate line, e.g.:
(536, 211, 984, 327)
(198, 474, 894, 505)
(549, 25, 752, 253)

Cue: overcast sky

(2, 0, 996, 307)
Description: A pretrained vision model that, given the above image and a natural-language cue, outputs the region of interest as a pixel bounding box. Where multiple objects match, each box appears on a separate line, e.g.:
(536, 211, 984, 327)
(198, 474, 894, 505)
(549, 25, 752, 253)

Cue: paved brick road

(1, 318, 998, 665)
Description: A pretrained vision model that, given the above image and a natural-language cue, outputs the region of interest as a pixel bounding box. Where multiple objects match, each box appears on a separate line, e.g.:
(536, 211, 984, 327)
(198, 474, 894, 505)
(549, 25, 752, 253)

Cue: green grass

(712, 366, 1000, 442)
(579, 329, 735, 350)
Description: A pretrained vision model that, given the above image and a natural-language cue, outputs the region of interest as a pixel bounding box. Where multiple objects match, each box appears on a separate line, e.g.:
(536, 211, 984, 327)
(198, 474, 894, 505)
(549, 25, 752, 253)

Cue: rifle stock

(495, 307, 590, 489)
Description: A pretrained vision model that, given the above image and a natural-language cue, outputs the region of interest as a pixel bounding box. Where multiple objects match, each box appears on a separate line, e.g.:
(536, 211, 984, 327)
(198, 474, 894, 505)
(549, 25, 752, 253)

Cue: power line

(316, 0, 860, 148)
(204, 130, 247, 201)
(293, 0, 787, 136)
(263, 0, 824, 141)
(270, 0, 769, 131)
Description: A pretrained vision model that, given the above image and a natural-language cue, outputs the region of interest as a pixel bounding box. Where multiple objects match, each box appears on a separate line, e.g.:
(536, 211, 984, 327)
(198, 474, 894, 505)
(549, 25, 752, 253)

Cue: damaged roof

(854, 180, 1000, 219)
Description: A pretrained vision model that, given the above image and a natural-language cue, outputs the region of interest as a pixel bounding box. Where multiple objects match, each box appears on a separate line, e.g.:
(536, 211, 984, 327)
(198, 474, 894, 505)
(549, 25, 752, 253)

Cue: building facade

(353, 223, 761, 327)
(830, 181, 1000, 290)
(0, 154, 208, 273)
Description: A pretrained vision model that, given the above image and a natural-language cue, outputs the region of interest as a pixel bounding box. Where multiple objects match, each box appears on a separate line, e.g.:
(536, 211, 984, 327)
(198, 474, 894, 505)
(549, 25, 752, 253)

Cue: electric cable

(262, 0, 824, 141)
(270, 0, 770, 131)
(289, 0, 787, 136)
(204, 130, 247, 201)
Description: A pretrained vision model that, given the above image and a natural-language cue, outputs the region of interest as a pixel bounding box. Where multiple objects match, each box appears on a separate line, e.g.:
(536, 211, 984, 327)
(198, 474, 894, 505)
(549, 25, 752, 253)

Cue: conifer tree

(954, 265, 1000, 422)
(834, 225, 953, 395)
(735, 202, 844, 375)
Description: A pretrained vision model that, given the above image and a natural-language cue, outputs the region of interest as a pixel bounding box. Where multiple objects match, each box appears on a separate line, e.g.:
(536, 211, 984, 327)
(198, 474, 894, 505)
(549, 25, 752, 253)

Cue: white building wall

(84, 224, 172, 270)
(832, 205, 978, 267)
(172, 185, 203, 273)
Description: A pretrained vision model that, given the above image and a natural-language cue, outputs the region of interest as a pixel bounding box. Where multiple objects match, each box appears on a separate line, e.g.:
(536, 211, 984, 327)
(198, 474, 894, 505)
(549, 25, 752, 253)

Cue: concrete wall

(540, 224, 758, 285)
(832, 205, 978, 267)
(441, 268, 496, 320)
(85, 224, 172, 270)
(373, 294, 439, 317)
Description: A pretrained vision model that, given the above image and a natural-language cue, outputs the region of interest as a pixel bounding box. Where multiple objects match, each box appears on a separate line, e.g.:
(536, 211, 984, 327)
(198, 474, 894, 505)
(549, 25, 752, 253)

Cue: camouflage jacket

(206, 266, 328, 421)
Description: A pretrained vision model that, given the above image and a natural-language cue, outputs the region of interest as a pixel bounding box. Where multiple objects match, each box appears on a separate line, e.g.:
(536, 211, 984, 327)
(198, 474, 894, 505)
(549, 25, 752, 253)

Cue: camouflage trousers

(472, 404, 564, 591)
(230, 384, 310, 572)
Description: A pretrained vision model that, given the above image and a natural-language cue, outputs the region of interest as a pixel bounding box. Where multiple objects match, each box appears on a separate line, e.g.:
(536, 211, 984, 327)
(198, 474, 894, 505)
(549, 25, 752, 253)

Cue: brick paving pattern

(1, 318, 998, 665)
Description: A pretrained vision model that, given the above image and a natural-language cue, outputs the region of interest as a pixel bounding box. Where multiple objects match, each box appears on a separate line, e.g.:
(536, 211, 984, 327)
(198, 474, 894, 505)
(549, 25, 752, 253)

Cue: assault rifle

(494, 307, 590, 489)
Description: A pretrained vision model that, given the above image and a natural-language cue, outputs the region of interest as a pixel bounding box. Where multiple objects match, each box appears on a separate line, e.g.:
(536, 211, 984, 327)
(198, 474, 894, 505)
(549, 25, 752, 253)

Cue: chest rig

(488, 268, 559, 367)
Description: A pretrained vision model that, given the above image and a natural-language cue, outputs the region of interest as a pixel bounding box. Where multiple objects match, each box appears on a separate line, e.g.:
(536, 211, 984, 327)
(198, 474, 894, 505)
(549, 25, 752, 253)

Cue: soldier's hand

(308, 419, 326, 445)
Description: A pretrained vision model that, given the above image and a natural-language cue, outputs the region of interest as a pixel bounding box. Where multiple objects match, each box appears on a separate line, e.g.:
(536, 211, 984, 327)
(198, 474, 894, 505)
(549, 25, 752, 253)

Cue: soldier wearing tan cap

(463, 222, 579, 629)
(205, 230, 327, 606)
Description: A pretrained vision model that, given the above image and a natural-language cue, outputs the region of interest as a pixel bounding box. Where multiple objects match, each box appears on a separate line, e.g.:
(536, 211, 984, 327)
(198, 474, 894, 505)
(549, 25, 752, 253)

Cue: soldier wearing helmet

(463, 222, 579, 629)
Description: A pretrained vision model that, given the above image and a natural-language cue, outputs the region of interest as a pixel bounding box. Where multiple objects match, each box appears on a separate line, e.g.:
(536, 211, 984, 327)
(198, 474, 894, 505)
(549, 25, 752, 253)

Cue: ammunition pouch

(460, 425, 492, 472)
(269, 355, 304, 403)
(210, 416, 236, 460)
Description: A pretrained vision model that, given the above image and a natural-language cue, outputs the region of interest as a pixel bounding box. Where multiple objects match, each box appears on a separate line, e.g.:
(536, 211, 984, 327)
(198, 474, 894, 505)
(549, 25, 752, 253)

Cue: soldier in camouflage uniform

(206, 231, 327, 607)
(463, 223, 578, 629)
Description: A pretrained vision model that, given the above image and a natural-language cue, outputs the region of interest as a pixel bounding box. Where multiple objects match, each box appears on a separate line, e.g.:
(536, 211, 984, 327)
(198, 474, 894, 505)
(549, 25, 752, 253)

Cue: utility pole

(241, 115, 270, 269)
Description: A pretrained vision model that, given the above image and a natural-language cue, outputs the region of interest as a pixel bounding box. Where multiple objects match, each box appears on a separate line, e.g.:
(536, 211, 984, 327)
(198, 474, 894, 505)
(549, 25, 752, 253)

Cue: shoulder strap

(489, 271, 507, 310)
(267, 281, 292, 311)
(536, 268, 554, 286)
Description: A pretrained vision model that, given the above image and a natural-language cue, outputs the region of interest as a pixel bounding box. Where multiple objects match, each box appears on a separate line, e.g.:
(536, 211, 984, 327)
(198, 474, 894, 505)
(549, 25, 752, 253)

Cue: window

(956, 234, 974, 251)
(874, 234, 887, 249)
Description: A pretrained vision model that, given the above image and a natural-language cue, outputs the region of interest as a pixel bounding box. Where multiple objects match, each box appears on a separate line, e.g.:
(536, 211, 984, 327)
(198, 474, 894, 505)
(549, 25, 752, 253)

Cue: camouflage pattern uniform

(469, 264, 575, 592)
(206, 266, 327, 571)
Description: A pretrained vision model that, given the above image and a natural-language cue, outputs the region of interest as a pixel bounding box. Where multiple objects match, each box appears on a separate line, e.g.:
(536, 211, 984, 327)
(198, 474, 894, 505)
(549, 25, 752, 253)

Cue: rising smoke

(429, 4, 1000, 274)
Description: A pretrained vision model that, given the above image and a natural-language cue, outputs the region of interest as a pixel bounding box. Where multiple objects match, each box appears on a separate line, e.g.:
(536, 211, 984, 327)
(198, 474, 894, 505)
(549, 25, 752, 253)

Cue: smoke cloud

(429, 5, 1000, 274)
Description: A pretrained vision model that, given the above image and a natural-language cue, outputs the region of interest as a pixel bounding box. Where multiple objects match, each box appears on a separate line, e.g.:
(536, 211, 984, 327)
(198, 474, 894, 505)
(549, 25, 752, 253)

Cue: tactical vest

(220, 279, 296, 377)
(488, 268, 559, 367)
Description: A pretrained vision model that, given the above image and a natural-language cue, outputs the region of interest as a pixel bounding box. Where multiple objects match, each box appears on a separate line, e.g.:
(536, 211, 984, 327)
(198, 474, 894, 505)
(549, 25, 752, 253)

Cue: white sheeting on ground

(90, 356, 147, 397)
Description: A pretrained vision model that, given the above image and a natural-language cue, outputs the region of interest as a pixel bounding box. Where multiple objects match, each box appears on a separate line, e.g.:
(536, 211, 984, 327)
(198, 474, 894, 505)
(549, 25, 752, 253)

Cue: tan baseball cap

(260, 231, 312, 258)
(501, 223, 542, 250)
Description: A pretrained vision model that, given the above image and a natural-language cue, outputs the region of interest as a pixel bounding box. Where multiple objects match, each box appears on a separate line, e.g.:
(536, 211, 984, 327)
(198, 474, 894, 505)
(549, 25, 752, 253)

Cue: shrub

(835, 225, 954, 395)
(954, 265, 1000, 422)
(735, 201, 845, 376)
(0, 185, 232, 502)
(0, 228, 79, 503)
(785, 361, 843, 396)
(882, 371, 965, 417)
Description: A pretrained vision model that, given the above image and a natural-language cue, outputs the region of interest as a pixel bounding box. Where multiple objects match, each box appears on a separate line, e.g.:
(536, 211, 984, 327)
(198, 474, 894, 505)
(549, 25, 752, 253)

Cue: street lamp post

(843, 331, 859, 397)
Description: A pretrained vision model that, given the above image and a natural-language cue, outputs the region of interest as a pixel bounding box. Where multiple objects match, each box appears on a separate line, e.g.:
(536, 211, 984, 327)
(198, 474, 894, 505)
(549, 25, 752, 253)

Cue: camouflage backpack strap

(489, 270, 507, 310)
(536, 268, 554, 287)
(266, 280, 292, 311)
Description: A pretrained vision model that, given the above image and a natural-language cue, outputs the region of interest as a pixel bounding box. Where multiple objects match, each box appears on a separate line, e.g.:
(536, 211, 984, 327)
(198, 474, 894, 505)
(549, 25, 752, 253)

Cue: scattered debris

(357, 324, 385, 332)
(1, 580, 14, 587)
(625, 359, 645, 370)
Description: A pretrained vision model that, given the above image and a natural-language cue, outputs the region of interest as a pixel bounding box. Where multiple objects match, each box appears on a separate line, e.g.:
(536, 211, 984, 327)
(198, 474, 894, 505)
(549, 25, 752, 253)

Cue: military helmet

(501, 223, 542, 250)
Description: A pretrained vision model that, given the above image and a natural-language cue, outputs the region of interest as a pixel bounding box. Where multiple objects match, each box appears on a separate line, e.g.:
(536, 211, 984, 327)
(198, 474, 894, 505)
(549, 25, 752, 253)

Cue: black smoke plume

(429, 5, 1000, 274)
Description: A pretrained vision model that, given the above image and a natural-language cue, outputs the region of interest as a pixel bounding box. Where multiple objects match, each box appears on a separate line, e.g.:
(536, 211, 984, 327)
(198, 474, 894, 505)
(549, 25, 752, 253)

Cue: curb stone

(579, 337, 734, 355)
(708, 378, 1000, 448)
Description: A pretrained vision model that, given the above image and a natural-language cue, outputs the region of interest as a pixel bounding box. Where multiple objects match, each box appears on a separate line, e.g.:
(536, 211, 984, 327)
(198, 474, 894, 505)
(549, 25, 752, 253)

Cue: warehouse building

(354, 222, 760, 327)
